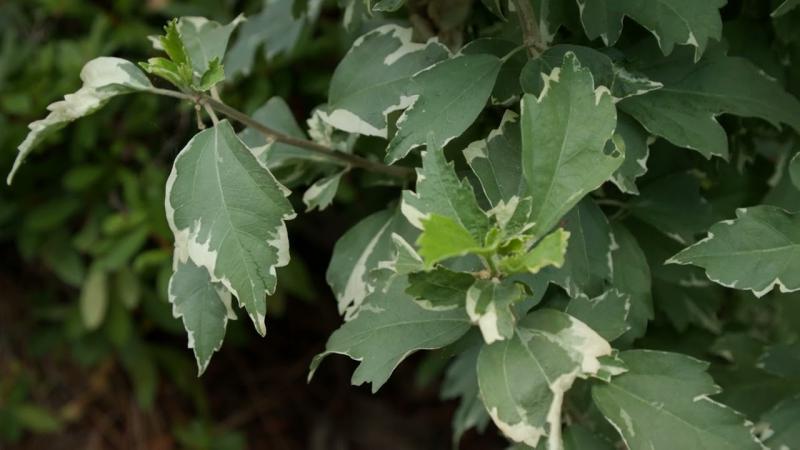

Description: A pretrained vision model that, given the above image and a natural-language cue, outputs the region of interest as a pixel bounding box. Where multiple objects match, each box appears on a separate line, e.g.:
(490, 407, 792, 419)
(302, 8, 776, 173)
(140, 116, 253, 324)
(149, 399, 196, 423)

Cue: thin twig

(148, 88, 414, 180)
(513, 0, 544, 57)
(203, 103, 220, 125)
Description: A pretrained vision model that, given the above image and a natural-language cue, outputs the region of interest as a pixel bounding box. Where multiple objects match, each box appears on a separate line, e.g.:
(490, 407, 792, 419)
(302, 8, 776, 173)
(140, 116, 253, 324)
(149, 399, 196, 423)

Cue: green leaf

(7, 57, 153, 184)
(790, 152, 800, 190)
(757, 343, 800, 378)
(13, 404, 62, 434)
(478, 309, 613, 448)
(610, 113, 651, 195)
(772, 0, 800, 17)
(462, 38, 528, 105)
(169, 259, 236, 375)
(441, 345, 490, 444)
(385, 54, 503, 163)
(620, 46, 800, 159)
(407, 267, 475, 311)
(592, 350, 763, 450)
(80, 265, 108, 331)
(319, 25, 448, 137)
(417, 214, 487, 269)
(302, 171, 343, 212)
(667, 205, 800, 297)
(381, 234, 425, 275)
(610, 223, 653, 344)
(238, 97, 322, 168)
(629, 172, 713, 244)
(226, 0, 322, 77)
(466, 278, 525, 344)
(176, 15, 244, 76)
(520, 45, 662, 101)
(194, 58, 225, 91)
(759, 395, 800, 448)
(521, 52, 621, 237)
(566, 289, 631, 341)
(545, 199, 613, 298)
(577, 0, 725, 60)
(464, 110, 525, 206)
(499, 228, 570, 274)
(402, 143, 491, 244)
(326, 206, 416, 319)
(309, 274, 471, 392)
(166, 120, 296, 336)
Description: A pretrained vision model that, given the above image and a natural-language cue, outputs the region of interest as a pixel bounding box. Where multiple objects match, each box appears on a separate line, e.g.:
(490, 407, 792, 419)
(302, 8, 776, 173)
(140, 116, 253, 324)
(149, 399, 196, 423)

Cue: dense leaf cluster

(7, 0, 800, 449)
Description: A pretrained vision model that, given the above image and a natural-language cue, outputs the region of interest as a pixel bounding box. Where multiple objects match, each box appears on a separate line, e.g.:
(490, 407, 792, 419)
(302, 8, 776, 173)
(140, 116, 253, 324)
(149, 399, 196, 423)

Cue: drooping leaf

(521, 52, 621, 237)
(577, 0, 726, 60)
(385, 54, 503, 163)
(309, 274, 471, 392)
(319, 25, 449, 137)
(545, 199, 614, 298)
(464, 110, 525, 206)
(466, 278, 525, 344)
(326, 206, 416, 319)
(478, 309, 613, 448)
(520, 45, 662, 101)
(165, 120, 296, 336)
(566, 289, 631, 341)
(592, 350, 763, 450)
(8, 57, 154, 183)
(169, 258, 236, 374)
(610, 223, 653, 344)
(226, 0, 323, 77)
(620, 45, 800, 159)
(402, 143, 491, 243)
(302, 171, 343, 212)
(668, 205, 800, 297)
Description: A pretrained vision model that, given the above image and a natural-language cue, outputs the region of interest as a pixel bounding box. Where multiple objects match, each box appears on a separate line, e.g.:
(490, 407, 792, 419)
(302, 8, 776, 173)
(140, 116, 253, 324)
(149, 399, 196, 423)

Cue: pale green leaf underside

(386, 54, 502, 163)
(225, 0, 322, 77)
(169, 258, 235, 375)
(319, 24, 448, 137)
(592, 350, 763, 450)
(668, 205, 800, 297)
(309, 274, 471, 392)
(177, 15, 244, 75)
(478, 308, 612, 448)
(166, 120, 295, 336)
(577, 0, 725, 60)
(8, 57, 153, 184)
(521, 52, 621, 237)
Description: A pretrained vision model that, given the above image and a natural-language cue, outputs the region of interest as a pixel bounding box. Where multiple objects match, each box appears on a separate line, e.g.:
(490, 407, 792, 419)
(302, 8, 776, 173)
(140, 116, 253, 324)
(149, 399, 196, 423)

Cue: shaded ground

(0, 227, 507, 450)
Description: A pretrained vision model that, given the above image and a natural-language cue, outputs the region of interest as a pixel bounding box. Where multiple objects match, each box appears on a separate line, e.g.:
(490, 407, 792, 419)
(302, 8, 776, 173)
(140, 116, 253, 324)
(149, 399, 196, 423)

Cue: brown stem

(513, 0, 544, 57)
(149, 88, 415, 180)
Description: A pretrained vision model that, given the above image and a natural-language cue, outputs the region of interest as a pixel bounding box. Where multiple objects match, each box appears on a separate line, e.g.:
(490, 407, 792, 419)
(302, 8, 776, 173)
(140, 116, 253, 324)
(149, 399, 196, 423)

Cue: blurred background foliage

(2, 0, 800, 449)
